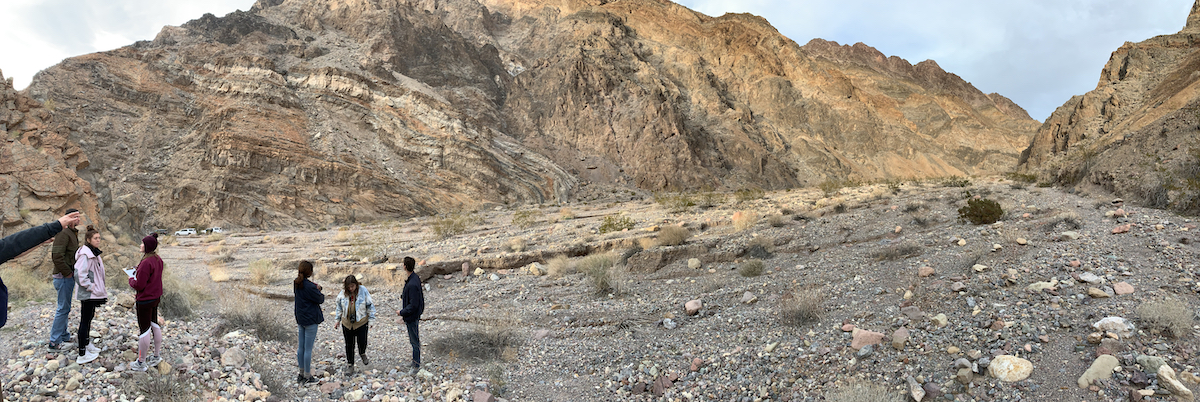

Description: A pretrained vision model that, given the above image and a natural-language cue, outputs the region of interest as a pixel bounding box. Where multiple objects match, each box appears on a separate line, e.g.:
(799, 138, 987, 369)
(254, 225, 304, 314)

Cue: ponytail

(294, 260, 314, 288)
(85, 225, 99, 243)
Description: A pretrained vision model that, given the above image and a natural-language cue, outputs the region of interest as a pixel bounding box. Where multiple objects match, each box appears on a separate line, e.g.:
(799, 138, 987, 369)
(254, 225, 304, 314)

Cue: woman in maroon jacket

(128, 234, 164, 372)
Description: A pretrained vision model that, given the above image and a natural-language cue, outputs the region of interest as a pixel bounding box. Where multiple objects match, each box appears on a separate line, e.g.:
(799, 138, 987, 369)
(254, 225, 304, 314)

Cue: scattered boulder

(930, 313, 949, 328)
(891, 328, 909, 350)
(684, 300, 702, 316)
(1026, 279, 1058, 292)
(1078, 355, 1119, 388)
(739, 292, 757, 304)
(1092, 317, 1135, 338)
(221, 347, 245, 367)
(687, 258, 701, 269)
(1087, 287, 1110, 298)
(1136, 355, 1168, 374)
(1113, 282, 1134, 295)
(850, 328, 885, 350)
(907, 375, 926, 402)
(1158, 365, 1195, 402)
(918, 266, 935, 277)
(988, 355, 1033, 382)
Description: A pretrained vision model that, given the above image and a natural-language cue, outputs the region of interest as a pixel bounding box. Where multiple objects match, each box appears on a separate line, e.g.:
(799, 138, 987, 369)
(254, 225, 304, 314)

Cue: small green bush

(817, 180, 844, 197)
(941, 176, 972, 187)
(1005, 172, 1038, 183)
(697, 191, 725, 208)
(738, 259, 764, 277)
(432, 212, 475, 239)
(655, 193, 696, 214)
(734, 187, 765, 203)
(599, 215, 636, 234)
(655, 225, 691, 247)
(958, 197, 1003, 225)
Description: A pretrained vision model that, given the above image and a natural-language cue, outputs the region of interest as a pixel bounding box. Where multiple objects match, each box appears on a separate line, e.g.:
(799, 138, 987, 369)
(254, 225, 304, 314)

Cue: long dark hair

(343, 275, 360, 297)
(294, 260, 314, 288)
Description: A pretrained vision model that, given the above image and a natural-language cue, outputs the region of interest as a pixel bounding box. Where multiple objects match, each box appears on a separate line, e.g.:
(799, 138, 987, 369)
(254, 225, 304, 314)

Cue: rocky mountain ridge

(1019, 0, 1200, 214)
(23, 0, 1036, 231)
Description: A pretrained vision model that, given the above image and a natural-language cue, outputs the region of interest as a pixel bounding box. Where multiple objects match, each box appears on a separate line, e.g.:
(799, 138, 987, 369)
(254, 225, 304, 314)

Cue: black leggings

(342, 322, 368, 365)
(78, 299, 106, 356)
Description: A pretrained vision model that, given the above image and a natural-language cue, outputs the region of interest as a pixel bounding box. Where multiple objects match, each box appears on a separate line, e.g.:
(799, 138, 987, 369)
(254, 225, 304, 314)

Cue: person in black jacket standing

(0, 211, 81, 401)
(396, 256, 424, 370)
(293, 260, 324, 384)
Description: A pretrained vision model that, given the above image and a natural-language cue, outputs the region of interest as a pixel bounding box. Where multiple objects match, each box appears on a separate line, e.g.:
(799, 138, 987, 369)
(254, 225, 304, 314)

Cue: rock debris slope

(23, 0, 1034, 231)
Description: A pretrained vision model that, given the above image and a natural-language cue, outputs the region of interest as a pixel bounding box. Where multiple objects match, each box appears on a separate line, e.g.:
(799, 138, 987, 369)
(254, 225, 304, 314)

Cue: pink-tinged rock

(1114, 208, 1126, 217)
(851, 329, 885, 350)
(684, 300, 702, 316)
(1069, 260, 1081, 268)
(1113, 282, 1134, 295)
(473, 389, 497, 402)
(841, 324, 856, 332)
(892, 328, 910, 350)
(320, 381, 341, 394)
(918, 266, 935, 277)
(1022, 213, 1031, 218)
(1112, 224, 1132, 234)
(690, 357, 703, 372)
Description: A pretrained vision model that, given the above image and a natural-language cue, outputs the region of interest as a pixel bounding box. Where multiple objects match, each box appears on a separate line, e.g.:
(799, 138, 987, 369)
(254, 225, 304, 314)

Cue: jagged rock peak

(1189, 0, 1200, 31)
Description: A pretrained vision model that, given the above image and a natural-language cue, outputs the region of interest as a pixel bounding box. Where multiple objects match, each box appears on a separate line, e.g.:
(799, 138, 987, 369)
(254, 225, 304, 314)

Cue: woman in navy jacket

(293, 260, 324, 384)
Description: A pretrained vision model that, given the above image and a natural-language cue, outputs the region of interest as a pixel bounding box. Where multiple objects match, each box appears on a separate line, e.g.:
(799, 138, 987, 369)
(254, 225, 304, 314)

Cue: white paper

(123, 268, 136, 278)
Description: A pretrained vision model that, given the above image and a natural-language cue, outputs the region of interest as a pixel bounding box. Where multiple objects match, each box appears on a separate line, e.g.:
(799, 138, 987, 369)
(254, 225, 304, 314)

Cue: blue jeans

(405, 320, 420, 367)
(50, 277, 74, 344)
(297, 324, 319, 374)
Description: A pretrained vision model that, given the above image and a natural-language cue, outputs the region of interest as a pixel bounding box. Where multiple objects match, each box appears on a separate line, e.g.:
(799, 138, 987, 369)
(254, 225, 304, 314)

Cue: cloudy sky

(1, 0, 1193, 121)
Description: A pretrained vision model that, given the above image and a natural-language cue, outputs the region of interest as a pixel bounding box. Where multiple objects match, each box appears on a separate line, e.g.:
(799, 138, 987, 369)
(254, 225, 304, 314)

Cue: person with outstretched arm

(395, 256, 424, 371)
(0, 211, 82, 400)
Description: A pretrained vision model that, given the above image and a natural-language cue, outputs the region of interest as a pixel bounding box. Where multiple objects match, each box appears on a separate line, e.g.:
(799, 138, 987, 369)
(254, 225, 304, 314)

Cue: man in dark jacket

(48, 208, 80, 350)
(0, 211, 81, 402)
(396, 256, 425, 369)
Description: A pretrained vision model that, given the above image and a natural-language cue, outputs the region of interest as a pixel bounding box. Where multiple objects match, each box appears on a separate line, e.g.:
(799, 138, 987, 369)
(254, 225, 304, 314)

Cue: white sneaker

(146, 355, 162, 367)
(86, 343, 100, 355)
(129, 359, 149, 372)
(76, 351, 99, 365)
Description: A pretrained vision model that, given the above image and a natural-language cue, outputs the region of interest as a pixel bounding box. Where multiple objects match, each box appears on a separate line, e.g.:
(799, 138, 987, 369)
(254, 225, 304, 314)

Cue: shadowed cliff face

(25, 0, 1035, 230)
(1019, 0, 1200, 214)
(0, 69, 105, 267)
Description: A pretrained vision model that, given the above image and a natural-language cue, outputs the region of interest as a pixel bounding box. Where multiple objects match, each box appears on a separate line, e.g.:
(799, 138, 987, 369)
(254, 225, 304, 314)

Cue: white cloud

(0, 0, 249, 89)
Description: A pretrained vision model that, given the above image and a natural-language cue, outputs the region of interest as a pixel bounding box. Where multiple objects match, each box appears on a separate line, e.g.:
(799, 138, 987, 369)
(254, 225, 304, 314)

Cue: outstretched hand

(58, 212, 81, 228)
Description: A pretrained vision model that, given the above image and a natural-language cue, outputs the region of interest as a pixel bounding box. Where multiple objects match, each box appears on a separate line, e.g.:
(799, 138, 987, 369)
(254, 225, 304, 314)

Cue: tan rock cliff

(26, 0, 1036, 230)
(1019, 0, 1200, 213)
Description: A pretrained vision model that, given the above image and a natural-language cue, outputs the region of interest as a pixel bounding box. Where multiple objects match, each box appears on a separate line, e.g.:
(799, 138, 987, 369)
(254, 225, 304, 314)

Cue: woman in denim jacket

(332, 275, 376, 375)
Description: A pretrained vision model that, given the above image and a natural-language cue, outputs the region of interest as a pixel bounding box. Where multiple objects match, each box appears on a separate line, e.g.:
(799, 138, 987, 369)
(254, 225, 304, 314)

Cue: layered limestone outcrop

(1019, 0, 1200, 213)
(1, 69, 103, 267)
(26, 0, 1036, 230)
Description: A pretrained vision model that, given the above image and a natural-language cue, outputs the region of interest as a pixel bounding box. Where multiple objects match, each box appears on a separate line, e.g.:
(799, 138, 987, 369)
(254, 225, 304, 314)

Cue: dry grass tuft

(738, 259, 764, 277)
(205, 244, 224, 255)
(430, 323, 522, 363)
(578, 252, 621, 294)
(732, 210, 757, 231)
(161, 267, 205, 319)
(766, 214, 786, 227)
(511, 210, 540, 229)
(1, 268, 50, 302)
(545, 255, 571, 278)
(781, 287, 824, 326)
(655, 225, 691, 247)
(248, 259, 274, 285)
(871, 242, 923, 261)
(209, 264, 231, 283)
(333, 228, 354, 242)
(1137, 299, 1194, 338)
(213, 292, 294, 343)
(126, 372, 194, 400)
(202, 233, 225, 243)
(557, 208, 576, 221)
(506, 237, 527, 253)
(432, 212, 476, 239)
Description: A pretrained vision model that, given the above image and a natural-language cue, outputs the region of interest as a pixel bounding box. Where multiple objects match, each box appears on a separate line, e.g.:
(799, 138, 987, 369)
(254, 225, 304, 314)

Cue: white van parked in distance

(175, 228, 197, 236)
(207, 227, 224, 234)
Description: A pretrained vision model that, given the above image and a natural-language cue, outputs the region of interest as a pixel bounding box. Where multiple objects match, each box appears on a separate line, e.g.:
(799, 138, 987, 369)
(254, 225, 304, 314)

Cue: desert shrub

(1041, 210, 1083, 232)
(734, 187, 764, 203)
(545, 255, 571, 278)
(700, 276, 724, 293)
(511, 210, 540, 229)
(886, 179, 903, 194)
(817, 180, 844, 197)
(214, 293, 294, 343)
(1006, 172, 1038, 183)
(1137, 299, 1194, 338)
(486, 363, 508, 397)
(506, 237, 527, 253)
(161, 267, 205, 319)
(655, 225, 691, 247)
(745, 236, 775, 259)
(209, 264, 231, 283)
(826, 380, 904, 402)
(903, 201, 927, 213)
(872, 242, 923, 261)
(738, 259, 764, 277)
(832, 203, 848, 214)
(655, 193, 696, 214)
(248, 259, 274, 285)
(248, 351, 290, 398)
(558, 208, 575, 221)
(206, 244, 224, 255)
(781, 288, 824, 326)
(432, 212, 475, 239)
(333, 228, 354, 242)
(958, 197, 1003, 225)
(1, 268, 50, 302)
(766, 214, 786, 227)
(911, 212, 935, 227)
(578, 252, 620, 294)
(732, 211, 756, 231)
(126, 372, 195, 400)
(697, 191, 725, 208)
(270, 236, 294, 244)
(430, 325, 521, 362)
(941, 176, 972, 187)
(202, 233, 225, 243)
(598, 215, 635, 234)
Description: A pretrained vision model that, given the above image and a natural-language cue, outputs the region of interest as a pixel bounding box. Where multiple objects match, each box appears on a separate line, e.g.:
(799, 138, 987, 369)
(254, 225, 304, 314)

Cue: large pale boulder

(988, 355, 1033, 382)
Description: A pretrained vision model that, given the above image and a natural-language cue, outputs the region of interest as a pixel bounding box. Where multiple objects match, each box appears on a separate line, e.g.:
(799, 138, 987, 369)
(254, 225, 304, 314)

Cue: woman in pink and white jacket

(73, 225, 108, 365)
